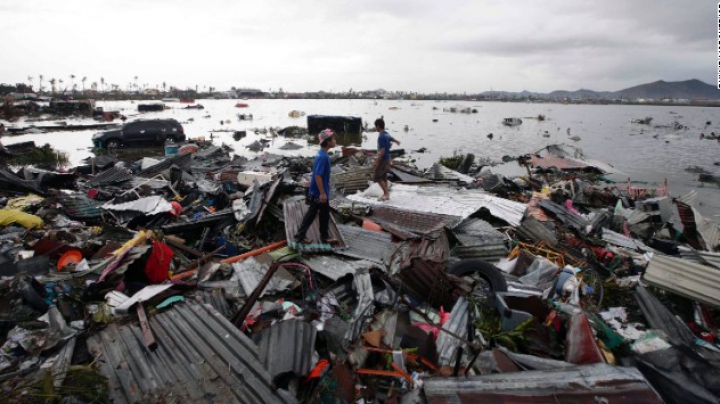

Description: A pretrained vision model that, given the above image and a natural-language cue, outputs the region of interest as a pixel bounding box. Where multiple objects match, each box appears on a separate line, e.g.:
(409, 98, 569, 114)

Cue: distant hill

(610, 79, 719, 100)
(482, 79, 720, 100)
(548, 89, 612, 100)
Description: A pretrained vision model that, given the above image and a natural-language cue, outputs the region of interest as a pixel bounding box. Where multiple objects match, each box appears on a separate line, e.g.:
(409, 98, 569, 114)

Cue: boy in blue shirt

(295, 129, 338, 244)
(373, 118, 400, 200)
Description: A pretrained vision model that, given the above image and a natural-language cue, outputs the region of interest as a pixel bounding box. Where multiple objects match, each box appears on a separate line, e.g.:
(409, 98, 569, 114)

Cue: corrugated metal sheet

(452, 218, 505, 246)
(635, 285, 695, 347)
(435, 296, 469, 366)
(391, 232, 451, 274)
(136, 153, 193, 177)
(283, 197, 346, 253)
(423, 364, 663, 404)
(368, 206, 451, 238)
(332, 167, 374, 194)
(299, 255, 378, 281)
(643, 254, 720, 308)
(346, 267, 376, 342)
(336, 224, 394, 266)
(233, 257, 294, 297)
(693, 207, 720, 251)
(515, 216, 557, 244)
(677, 202, 701, 249)
(87, 167, 133, 186)
(696, 250, 720, 268)
(58, 194, 102, 221)
(197, 289, 234, 318)
(538, 199, 589, 231)
(451, 244, 507, 262)
(626, 209, 651, 225)
(257, 320, 317, 379)
(398, 259, 462, 308)
(347, 184, 526, 226)
(530, 153, 591, 171)
(602, 228, 656, 252)
(677, 190, 698, 206)
(87, 302, 293, 404)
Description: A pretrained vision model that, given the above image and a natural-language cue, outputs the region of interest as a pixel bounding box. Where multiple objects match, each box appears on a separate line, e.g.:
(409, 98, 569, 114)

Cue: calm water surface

(3, 99, 720, 217)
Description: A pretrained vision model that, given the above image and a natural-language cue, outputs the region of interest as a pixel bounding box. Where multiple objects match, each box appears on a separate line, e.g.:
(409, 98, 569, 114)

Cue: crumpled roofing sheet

(87, 302, 293, 404)
(602, 228, 657, 253)
(103, 195, 173, 215)
(368, 205, 451, 238)
(283, 197, 346, 253)
(257, 320, 317, 379)
(347, 184, 526, 226)
(336, 224, 394, 266)
(452, 218, 505, 246)
(299, 255, 378, 281)
(435, 296, 469, 367)
(643, 254, 720, 308)
(423, 363, 663, 404)
(693, 207, 720, 251)
(86, 167, 133, 186)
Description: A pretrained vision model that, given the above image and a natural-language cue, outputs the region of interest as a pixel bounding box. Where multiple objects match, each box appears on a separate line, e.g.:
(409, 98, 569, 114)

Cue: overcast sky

(1, 0, 714, 93)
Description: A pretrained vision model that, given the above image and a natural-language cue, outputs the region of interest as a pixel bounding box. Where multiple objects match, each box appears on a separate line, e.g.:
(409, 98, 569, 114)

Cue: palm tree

(27, 76, 34, 92)
(81, 76, 87, 94)
(70, 75, 75, 94)
(49, 78, 56, 94)
(100, 77, 105, 93)
(38, 75, 44, 94)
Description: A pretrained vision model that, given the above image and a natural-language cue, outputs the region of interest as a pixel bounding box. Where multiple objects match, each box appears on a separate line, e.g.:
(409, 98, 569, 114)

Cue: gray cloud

(0, 0, 713, 93)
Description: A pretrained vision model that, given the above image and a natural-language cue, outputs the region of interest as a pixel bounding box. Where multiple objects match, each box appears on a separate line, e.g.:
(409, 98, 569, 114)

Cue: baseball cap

(318, 128, 335, 143)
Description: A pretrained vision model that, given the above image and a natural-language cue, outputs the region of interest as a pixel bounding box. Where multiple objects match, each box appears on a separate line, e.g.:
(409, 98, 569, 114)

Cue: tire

(105, 139, 122, 149)
(448, 259, 508, 304)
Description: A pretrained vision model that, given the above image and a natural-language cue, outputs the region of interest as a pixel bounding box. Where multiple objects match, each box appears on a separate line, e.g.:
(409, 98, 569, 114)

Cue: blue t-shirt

(309, 149, 331, 199)
(378, 131, 392, 161)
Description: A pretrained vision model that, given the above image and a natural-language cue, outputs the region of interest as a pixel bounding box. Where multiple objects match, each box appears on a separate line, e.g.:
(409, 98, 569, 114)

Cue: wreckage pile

(0, 140, 719, 403)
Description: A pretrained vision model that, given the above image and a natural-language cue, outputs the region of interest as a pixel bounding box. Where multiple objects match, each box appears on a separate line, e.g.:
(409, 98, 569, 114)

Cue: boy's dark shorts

(373, 159, 390, 182)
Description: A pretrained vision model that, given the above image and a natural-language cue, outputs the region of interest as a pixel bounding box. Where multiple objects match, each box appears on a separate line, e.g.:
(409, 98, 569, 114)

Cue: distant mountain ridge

(482, 79, 720, 100)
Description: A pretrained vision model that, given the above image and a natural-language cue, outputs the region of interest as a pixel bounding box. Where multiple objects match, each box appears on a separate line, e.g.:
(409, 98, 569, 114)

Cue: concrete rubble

(0, 135, 719, 403)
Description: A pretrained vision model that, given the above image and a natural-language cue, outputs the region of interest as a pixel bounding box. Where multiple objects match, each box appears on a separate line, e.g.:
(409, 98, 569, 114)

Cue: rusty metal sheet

(565, 311, 606, 365)
(87, 302, 292, 404)
(398, 258, 462, 308)
(283, 197, 346, 253)
(423, 363, 664, 404)
(368, 205, 451, 239)
(391, 232, 450, 274)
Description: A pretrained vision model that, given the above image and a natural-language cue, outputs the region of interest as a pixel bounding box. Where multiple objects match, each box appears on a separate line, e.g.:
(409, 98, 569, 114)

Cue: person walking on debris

(373, 117, 400, 201)
(294, 129, 338, 245)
